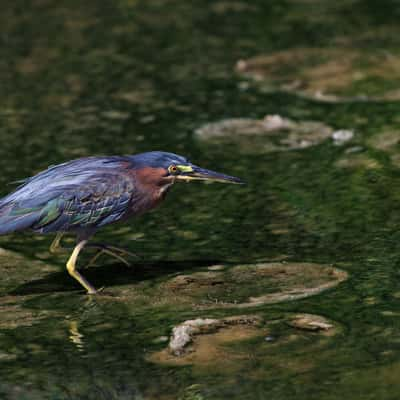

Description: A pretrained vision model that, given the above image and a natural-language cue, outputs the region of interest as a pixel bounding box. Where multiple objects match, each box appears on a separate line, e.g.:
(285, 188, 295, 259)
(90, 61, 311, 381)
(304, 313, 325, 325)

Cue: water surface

(1, 1, 400, 399)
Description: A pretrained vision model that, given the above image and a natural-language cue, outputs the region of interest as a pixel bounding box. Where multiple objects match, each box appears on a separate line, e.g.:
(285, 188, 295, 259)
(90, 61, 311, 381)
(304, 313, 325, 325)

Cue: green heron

(0, 151, 243, 294)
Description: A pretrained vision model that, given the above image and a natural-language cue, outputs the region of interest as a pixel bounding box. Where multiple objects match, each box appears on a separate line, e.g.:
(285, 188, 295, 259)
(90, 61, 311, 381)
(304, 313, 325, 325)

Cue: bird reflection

(68, 320, 84, 352)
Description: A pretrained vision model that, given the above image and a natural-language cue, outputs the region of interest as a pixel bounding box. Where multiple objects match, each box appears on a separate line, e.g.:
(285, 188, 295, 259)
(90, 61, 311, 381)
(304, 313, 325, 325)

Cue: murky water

(2, 0, 400, 399)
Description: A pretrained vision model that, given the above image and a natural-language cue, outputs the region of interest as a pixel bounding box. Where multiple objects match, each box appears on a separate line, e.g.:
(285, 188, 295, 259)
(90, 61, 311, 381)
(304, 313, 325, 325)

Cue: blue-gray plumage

(0, 151, 243, 294)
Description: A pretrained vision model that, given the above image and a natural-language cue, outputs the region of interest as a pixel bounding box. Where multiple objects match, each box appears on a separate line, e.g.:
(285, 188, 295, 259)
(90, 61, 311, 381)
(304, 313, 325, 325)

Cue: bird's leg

(85, 248, 130, 268)
(88, 248, 130, 267)
(66, 239, 98, 294)
(49, 232, 65, 254)
(85, 250, 104, 268)
(85, 242, 138, 268)
(89, 243, 139, 259)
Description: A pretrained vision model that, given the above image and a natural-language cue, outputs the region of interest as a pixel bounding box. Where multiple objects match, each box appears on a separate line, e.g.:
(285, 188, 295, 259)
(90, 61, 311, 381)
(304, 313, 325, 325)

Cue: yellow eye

(168, 165, 179, 175)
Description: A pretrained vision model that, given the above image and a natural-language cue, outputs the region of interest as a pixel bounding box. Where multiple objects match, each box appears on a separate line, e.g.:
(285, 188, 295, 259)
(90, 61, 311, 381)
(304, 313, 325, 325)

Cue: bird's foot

(86, 286, 104, 295)
(85, 243, 139, 268)
(96, 244, 139, 260)
(84, 287, 119, 298)
(49, 232, 70, 254)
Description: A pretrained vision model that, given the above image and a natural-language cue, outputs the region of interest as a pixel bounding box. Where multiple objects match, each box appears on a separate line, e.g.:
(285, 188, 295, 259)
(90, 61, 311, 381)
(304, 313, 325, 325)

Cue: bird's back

(0, 156, 136, 235)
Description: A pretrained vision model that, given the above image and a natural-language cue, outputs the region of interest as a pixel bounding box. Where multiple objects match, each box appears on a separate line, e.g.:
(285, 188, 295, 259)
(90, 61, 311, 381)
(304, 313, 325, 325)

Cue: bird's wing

(0, 157, 135, 234)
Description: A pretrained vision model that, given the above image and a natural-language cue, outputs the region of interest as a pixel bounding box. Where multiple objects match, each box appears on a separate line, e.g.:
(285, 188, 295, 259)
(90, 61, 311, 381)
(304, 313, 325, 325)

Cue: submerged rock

(288, 314, 335, 334)
(334, 132, 395, 170)
(335, 154, 381, 170)
(169, 318, 219, 355)
(149, 313, 340, 368)
(168, 315, 262, 356)
(367, 130, 400, 167)
(195, 115, 340, 153)
(236, 48, 400, 102)
(166, 271, 225, 294)
(161, 262, 348, 309)
(149, 315, 264, 366)
(230, 263, 348, 308)
(332, 130, 354, 146)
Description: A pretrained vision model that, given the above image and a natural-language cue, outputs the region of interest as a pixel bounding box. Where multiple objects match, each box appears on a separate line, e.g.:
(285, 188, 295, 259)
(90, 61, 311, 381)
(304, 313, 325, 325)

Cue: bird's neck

(132, 168, 175, 213)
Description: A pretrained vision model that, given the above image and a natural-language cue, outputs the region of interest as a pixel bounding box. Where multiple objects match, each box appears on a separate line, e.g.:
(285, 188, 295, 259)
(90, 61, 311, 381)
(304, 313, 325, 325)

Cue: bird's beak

(175, 165, 245, 184)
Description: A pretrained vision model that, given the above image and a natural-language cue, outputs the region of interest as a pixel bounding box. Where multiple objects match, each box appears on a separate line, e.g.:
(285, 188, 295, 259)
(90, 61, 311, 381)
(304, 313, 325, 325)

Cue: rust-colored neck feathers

(129, 167, 174, 214)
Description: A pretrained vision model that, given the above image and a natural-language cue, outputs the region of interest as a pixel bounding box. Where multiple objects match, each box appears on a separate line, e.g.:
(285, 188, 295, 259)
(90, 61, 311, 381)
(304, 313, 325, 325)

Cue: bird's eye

(168, 165, 179, 175)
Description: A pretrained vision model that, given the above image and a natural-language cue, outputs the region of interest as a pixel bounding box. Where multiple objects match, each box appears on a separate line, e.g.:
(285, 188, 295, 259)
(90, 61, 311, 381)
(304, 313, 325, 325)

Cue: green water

(1, 0, 400, 399)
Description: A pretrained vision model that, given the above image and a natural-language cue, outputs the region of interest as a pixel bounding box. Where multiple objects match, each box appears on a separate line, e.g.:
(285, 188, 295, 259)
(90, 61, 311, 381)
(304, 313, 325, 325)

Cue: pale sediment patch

(235, 48, 400, 102)
(195, 115, 344, 153)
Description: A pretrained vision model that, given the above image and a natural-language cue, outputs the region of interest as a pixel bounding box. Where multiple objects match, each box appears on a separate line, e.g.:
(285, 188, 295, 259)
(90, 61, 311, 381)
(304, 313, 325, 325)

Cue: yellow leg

(50, 232, 65, 254)
(66, 240, 97, 294)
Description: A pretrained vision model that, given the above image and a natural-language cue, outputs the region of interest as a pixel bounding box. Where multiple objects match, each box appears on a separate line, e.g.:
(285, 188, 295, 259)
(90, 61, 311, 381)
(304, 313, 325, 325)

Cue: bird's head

(131, 151, 244, 190)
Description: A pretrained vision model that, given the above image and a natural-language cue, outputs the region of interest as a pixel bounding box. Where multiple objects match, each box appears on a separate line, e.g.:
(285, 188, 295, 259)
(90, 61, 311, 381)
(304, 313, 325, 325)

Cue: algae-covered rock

(149, 313, 340, 368)
(149, 315, 264, 366)
(195, 115, 339, 153)
(161, 262, 348, 309)
(168, 315, 262, 356)
(169, 318, 220, 355)
(236, 48, 400, 102)
(166, 272, 224, 293)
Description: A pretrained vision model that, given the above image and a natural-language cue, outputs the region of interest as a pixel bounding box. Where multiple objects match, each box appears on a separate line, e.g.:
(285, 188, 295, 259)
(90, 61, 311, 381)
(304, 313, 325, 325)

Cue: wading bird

(0, 151, 243, 294)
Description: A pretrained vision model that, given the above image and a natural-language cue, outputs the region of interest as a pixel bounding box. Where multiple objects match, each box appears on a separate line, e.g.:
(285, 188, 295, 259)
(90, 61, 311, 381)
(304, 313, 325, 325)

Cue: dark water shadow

(8, 259, 220, 296)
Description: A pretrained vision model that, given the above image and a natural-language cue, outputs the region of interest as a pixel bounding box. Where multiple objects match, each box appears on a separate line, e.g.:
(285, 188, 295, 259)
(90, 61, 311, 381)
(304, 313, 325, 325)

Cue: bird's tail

(0, 201, 41, 235)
